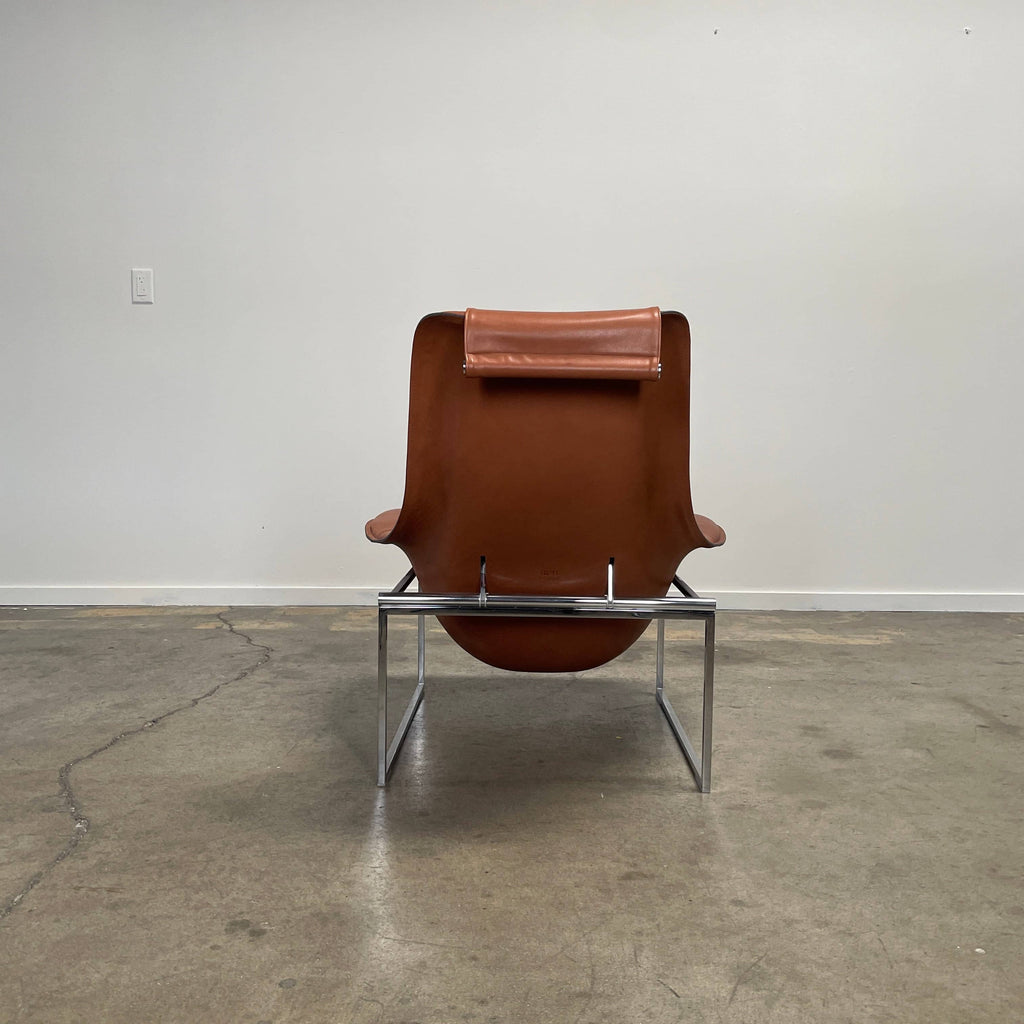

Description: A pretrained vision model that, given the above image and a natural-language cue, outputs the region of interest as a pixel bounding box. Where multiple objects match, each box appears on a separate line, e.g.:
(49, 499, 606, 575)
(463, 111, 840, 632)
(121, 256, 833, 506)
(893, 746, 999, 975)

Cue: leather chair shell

(366, 310, 724, 672)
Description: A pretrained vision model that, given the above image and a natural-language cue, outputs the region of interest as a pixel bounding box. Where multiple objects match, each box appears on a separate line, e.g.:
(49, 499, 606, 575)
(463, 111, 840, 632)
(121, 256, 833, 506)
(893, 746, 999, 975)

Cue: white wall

(2, 1, 1022, 610)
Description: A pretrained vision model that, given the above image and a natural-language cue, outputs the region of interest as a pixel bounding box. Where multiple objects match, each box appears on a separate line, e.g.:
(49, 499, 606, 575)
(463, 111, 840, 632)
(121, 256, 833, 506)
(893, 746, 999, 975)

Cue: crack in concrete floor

(0, 610, 272, 922)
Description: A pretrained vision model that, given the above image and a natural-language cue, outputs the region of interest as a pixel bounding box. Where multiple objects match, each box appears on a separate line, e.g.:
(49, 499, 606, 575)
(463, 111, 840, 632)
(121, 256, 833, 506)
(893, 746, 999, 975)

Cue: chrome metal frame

(376, 561, 716, 792)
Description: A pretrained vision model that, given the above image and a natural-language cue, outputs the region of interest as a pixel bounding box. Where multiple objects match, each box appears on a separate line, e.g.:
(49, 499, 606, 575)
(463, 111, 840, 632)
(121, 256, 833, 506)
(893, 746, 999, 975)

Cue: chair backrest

(383, 309, 713, 672)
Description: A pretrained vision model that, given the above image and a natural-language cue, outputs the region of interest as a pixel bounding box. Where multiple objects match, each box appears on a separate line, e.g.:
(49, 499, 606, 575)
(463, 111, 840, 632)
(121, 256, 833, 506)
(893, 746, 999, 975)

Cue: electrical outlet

(131, 268, 154, 304)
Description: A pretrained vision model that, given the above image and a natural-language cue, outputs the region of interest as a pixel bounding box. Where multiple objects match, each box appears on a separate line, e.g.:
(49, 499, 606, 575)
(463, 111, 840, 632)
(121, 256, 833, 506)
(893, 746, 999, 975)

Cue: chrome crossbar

(379, 592, 715, 617)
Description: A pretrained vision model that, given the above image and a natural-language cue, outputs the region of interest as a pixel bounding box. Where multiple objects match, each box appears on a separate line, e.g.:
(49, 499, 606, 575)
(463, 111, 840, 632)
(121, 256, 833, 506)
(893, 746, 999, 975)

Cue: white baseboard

(708, 591, 1024, 612)
(0, 586, 381, 608)
(1, 586, 1022, 613)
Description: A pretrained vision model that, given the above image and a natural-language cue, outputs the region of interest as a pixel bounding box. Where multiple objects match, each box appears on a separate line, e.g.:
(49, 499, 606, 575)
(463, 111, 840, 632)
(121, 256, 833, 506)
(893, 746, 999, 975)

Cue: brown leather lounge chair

(365, 308, 726, 790)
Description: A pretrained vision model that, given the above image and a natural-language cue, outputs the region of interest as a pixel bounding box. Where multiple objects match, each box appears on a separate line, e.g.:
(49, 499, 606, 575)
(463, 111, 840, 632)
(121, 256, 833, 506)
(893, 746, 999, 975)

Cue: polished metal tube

(655, 617, 666, 696)
(392, 567, 416, 594)
(378, 592, 715, 618)
(417, 614, 425, 688)
(377, 611, 389, 786)
(672, 575, 700, 600)
(701, 615, 716, 794)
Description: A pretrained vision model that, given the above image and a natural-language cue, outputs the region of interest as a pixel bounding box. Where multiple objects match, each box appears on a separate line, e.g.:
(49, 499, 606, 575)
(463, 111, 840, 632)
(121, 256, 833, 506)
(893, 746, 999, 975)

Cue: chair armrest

(694, 513, 727, 548)
(365, 508, 401, 544)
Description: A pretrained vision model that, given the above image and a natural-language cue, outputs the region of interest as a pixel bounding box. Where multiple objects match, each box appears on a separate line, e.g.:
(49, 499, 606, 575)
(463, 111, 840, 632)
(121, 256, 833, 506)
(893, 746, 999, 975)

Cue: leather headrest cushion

(464, 307, 661, 380)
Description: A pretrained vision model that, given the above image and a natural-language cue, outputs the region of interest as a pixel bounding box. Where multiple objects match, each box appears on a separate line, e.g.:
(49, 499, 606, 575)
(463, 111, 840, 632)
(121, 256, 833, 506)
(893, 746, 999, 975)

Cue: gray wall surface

(1, 1, 1021, 608)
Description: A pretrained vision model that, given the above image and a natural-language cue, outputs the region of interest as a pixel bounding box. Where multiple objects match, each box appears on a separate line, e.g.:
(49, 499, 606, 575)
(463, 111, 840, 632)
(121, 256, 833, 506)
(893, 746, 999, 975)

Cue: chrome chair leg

(702, 614, 715, 792)
(655, 611, 715, 793)
(377, 609, 426, 786)
(377, 610, 388, 786)
(417, 613, 425, 688)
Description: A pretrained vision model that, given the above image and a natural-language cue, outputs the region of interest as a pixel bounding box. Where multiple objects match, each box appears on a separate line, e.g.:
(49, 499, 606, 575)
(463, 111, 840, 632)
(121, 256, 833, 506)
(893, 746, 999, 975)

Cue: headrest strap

(464, 307, 661, 380)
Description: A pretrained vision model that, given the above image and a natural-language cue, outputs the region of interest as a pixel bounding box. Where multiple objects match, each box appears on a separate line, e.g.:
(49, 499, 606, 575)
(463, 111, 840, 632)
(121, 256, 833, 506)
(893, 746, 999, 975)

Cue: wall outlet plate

(131, 268, 154, 304)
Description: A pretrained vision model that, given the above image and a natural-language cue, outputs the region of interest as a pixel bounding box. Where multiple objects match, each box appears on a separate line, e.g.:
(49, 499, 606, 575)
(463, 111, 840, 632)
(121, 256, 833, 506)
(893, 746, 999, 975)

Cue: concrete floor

(0, 607, 1021, 1023)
